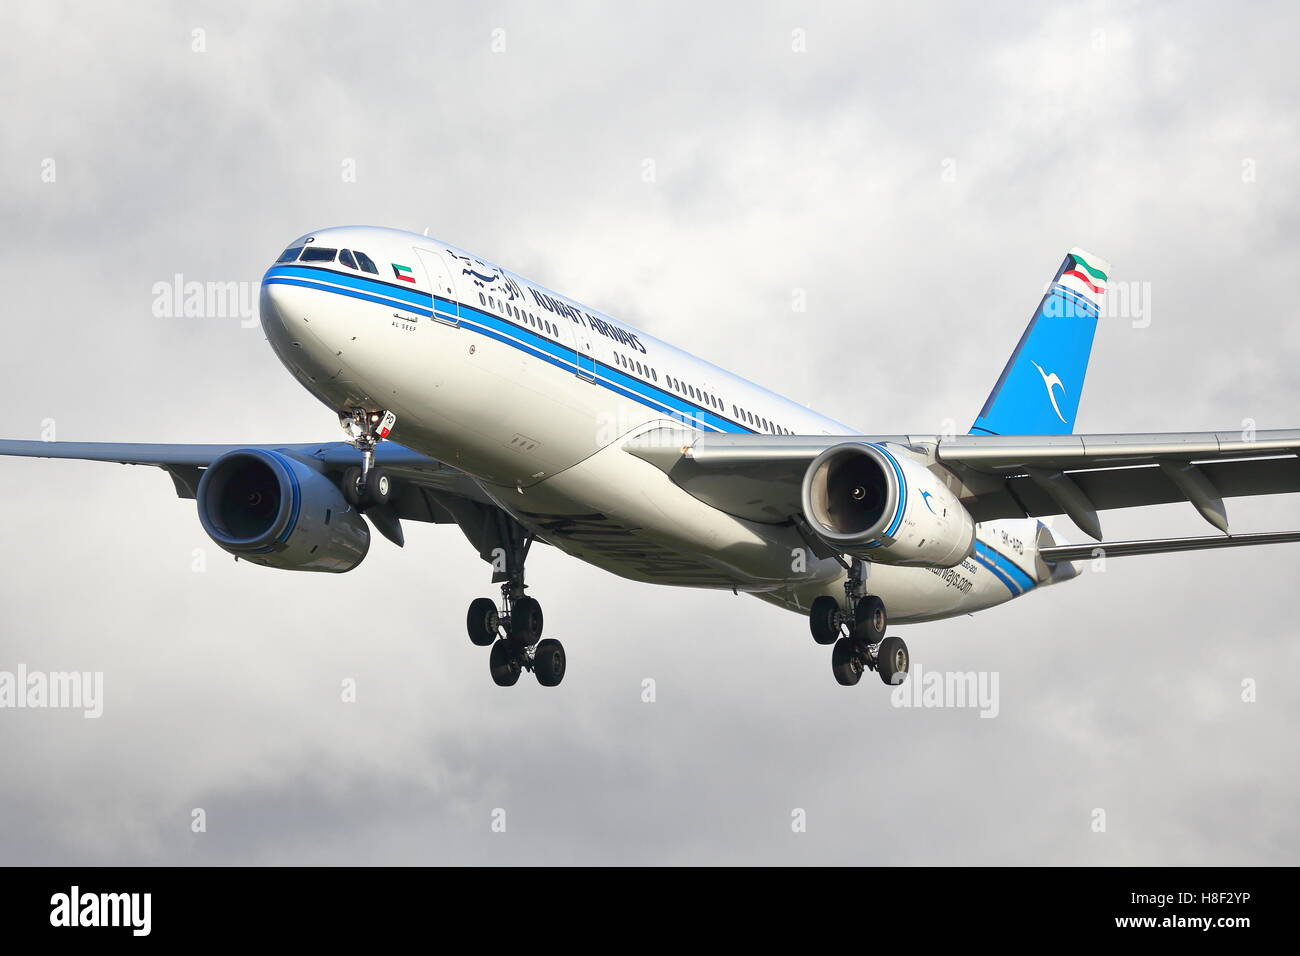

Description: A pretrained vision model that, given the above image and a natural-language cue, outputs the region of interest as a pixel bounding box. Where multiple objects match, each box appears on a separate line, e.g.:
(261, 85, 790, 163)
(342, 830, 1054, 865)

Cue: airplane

(4, 225, 1299, 689)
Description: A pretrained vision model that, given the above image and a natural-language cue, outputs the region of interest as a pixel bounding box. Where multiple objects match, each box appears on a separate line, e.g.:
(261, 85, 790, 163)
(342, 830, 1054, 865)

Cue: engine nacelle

(197, 449, 370, 572)
(800, 442, 975, 567)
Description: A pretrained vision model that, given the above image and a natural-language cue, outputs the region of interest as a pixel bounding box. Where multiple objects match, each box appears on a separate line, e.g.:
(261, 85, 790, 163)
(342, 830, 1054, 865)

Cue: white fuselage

(260, 226, 1072, 623)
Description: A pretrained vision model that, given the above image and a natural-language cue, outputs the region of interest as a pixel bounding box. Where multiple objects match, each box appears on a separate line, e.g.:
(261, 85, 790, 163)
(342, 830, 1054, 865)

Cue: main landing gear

(338, 407, 396, 508)
(809, 558, 909, 687)
(465, 517, 566, 688)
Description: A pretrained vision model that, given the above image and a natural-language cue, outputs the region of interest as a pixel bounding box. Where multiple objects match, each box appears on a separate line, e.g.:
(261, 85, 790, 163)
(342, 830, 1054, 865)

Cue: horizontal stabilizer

(1039, 530, 1300, 563)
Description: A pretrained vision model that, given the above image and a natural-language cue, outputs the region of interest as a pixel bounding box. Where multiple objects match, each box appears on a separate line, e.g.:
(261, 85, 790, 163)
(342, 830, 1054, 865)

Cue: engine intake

(197, 449, 370, 572)
(801, 442, 975, 567)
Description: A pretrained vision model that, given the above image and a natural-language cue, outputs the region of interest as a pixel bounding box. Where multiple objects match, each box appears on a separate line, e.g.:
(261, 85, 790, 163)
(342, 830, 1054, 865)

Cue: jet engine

(800, 442, 975, 567)
(196, 449, 370, 572)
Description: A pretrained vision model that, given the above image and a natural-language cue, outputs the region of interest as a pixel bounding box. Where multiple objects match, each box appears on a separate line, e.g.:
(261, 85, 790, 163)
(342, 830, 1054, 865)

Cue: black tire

(831, 637, 863, 686)
(510, 596, 544, 644)
(365, 467, 391, 505)
(809, 596, 841, 646)
(341, 466, 363, 507)
(854, 595, 887, 644)
(876, 635, 909, 686)
(533, 638, 566, 687)
(466, 597, 499, 647)
(489, 640, 521, 687)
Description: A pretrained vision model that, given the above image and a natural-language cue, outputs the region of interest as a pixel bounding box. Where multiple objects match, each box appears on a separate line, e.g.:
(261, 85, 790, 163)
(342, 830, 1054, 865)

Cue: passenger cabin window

(300, 247, 337, 262)
(277, 246, 304, 263)
(354, 251, 379, 274)
(339, 249, 358, 270)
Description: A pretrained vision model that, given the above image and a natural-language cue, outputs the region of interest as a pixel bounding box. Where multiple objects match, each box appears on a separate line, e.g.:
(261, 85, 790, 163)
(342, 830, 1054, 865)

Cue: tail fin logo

(1031, 361, 1068, 424)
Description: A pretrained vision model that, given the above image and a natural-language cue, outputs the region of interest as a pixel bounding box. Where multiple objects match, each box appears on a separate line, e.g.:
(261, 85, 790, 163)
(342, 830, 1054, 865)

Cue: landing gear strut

(338, 407, 395, 508)
(811, 558, 908, 687)
(464, 512, 565, 687)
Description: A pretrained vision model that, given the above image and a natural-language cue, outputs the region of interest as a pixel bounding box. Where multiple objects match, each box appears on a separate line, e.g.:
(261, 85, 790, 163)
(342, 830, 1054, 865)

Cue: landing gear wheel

(876, 635, 909, 686)
(466, 597, 499, 647)
(341, 466, 364, 508)
(854, 595, 887, 644)
(533, 638, 566, 687)
(489, 640, 522, 687)
(809, 596, 842, 646)
(364, 466, 391, 505)
(510, 596, 544, 645)
(831, 637, 864, 686)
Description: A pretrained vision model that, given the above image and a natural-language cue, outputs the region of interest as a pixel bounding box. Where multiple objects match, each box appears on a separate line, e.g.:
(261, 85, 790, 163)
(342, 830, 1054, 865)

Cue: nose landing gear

(811, 558, 909, 687)
(338, 407, 395, 508)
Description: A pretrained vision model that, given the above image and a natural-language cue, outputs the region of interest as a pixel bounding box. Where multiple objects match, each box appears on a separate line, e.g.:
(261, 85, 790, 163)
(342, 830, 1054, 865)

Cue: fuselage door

(573, 315, 596, 382)
(414, 248, 459, 326)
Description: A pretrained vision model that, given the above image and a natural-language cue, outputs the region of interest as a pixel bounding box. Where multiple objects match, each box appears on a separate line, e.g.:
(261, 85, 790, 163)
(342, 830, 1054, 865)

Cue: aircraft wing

(624, 426, 1300, 541)
(0, 438, 489, 527)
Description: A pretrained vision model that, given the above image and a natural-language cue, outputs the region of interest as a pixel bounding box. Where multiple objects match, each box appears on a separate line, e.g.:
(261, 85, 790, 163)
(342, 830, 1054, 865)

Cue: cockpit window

(300, 247, 337, 262)
(277, 246, 304, 263)
(354, 251, 378, 274)
(339, 249, 358, 270)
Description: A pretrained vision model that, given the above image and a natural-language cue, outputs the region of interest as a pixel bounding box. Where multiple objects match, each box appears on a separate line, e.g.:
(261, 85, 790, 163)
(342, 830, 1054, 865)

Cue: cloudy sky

(1, 0, 1297, 865)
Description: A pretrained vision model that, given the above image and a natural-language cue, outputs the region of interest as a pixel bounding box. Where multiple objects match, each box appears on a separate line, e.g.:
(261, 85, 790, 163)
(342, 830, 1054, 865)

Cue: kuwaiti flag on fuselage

(969, 247, 1111, 437)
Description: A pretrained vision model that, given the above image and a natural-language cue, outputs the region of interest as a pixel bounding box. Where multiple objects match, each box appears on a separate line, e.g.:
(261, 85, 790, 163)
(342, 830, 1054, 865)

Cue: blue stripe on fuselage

(456, 303, 743, 433)
(266, 265, 433, 307)
(264, 276, 435, 317)
(262, 265, 754, 435)
(973, 541, 1036, 596)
